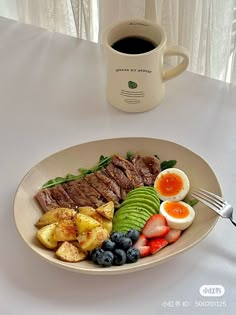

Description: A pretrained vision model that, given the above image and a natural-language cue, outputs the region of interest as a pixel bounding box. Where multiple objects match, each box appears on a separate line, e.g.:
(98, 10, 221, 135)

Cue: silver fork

(191, 188, 236, 227)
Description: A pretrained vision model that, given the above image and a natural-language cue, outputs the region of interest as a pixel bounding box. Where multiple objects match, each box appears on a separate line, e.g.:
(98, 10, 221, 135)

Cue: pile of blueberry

(90, 229, 140, 267)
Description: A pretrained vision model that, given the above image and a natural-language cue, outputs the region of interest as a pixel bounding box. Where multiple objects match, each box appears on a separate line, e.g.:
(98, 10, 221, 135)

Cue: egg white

(154, 168, 190, 201)
(160, 200, 195, 230)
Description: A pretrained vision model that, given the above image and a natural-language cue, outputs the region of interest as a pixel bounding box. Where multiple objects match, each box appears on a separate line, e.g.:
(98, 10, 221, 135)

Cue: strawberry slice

(133, 234, 148, 248)
(133, 235, 150, 257)
(148, 238, 168, 255)
(165, 229, 182, 243)
(142, 214, 170, 238)
(138, 246, 151, 257)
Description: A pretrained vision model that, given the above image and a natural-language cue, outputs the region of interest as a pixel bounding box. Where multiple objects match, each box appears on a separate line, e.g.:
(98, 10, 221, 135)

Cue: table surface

(0, 17, 235, 315)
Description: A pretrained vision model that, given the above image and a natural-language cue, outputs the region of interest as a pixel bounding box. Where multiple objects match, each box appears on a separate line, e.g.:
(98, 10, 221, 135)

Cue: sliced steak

(142, 155, 161, 183)
(95, 170, 121, 199)
(35, 189, 60, 212)
(112, 155, 144, 187)
(49, 185, 77, 209)
(63, 181, 95, 208)
(84, 173, 120, 207)
(106, 162, 133, 192)
(130, 154, 153, 186)
(76, 178, 104, 207)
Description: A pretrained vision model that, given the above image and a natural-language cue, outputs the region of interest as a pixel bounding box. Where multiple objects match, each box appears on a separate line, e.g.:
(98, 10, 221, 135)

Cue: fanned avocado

(112, 186, 160, 233)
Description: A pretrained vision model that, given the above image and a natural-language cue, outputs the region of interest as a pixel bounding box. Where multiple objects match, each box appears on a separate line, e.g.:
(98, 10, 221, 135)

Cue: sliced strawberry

(148, 238, 168, 255)
(165, 229, 182, 243)
(138, 245, 151, 257)
(133, 234, 148, 248)
(142, 214, 169, 238)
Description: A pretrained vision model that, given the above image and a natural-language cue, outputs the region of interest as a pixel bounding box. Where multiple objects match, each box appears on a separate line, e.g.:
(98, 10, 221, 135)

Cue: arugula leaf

(42, 154, 113, 189)
(160, 160, 177, 171)
(186, 198, 199, 207)
(126, 151, 135, 161)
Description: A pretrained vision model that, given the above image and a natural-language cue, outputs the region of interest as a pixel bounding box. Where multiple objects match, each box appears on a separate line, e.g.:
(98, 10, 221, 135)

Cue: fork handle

(230, 219, 236, 227)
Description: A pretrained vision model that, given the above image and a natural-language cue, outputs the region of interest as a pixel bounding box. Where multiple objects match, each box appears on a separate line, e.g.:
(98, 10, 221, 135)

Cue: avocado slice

(114, 206, 151, 221)
(114, 209, 149, 223)
(112, 220, 142, 232)
(118, 202, 157, 215)
(121, 198, 159, 212)
(125, 192, 160, 205)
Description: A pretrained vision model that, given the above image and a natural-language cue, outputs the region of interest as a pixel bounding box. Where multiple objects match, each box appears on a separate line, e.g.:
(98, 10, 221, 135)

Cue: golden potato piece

(78, 226, 109, 251)
(78, 206, 96, 215)
(75, 213, 100, 234)
(96, 201, 114, 221)
(37, 223, 58, 249)
(78, 207, 112, 234)
(56, 241, 87, 262)
(102, 218, 113, 234)
(35, 208, 76, 228)
(53, 219, 77, 242)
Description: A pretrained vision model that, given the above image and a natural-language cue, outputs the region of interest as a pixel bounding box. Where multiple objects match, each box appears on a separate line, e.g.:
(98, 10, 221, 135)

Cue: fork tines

(191, 188, 224, 213)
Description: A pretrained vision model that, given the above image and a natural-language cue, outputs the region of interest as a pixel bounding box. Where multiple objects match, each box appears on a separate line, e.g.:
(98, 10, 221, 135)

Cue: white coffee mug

(103, 18, 189, 113)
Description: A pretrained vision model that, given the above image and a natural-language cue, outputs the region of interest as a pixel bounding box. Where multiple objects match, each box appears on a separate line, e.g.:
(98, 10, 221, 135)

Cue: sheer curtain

(1, 0, 236, 84)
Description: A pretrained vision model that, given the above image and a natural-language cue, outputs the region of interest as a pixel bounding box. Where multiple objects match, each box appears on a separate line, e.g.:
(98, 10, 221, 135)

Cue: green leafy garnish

(186, 198, 199, 207)
(126, 151, 135, 161)
(160, 160, 177, 171)
(42, 154, 113, 189)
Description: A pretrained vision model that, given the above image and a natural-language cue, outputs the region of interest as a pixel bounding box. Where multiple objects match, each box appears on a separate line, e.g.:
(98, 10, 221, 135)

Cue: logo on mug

(199, 285, 225, 297)
(128, 81, 138, 89)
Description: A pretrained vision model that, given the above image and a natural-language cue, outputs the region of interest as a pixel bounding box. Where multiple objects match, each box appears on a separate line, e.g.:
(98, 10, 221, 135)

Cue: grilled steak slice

(63, 181, 95, 208)
(49, 185, 77, 209)
(106, 163, 133, 192)
(84, 173, 120, 207)
(76, 178, 104, 207)
(35, 189, 60, 212)
(112, 155, 144, 187)
(142, 155, 161, 183)
(95, 170, 121, 199)
(130, 154, 154, 186)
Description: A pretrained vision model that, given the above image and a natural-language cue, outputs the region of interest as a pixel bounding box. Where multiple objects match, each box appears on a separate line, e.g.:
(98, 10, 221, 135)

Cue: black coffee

(111, 36, 157, 54)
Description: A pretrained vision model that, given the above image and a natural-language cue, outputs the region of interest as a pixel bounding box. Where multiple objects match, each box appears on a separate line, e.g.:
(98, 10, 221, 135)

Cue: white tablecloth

(0, 17, 235, 315)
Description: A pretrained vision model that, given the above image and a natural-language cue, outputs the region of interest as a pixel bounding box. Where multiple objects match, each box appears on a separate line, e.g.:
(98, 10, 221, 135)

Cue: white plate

(14, 137, 221, 275)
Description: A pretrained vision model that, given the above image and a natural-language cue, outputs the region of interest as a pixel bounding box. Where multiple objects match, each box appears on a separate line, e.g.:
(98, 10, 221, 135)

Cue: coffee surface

(111, 36, 157, 54)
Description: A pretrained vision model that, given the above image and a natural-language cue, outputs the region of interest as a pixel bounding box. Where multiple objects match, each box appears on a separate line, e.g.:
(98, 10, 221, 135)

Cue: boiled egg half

(160, 200, 195, 230)
(154, 168, 190, 201)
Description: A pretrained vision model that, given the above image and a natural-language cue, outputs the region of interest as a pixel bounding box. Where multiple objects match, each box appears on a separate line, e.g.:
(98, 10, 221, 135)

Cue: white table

(0, 17, 235, 315)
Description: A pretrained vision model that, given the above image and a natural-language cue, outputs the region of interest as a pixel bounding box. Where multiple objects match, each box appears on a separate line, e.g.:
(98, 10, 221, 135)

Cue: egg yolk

(156, 173, 183, 197)
(164, 201, 190, 219)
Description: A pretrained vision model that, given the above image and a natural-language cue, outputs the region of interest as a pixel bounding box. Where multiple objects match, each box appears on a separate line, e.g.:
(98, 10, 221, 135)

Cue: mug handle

(163, 46, 189, 81)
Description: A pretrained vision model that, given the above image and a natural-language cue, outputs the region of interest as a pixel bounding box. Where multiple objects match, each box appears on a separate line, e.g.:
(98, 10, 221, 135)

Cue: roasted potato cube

(53, 219, 77, 242)
(96, 201, 114, 221)
(78, 206, 96, 215)
(75, 213, 100, 234)
(35, 208, 76, 228)
(102, 218, 113, 234)
(56, 241, 87, 262)
(37, 223, 58, 249)
(78, 226, 109, 251)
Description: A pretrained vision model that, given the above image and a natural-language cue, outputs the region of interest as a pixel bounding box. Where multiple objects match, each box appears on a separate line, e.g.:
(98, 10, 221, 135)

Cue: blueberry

(110, 232, 124, 244)
(113, 249, 127, 266)
(102, 239, 116, 251)
(126, 229, 140, 244)
(126, 247, 140, 263)
(97, 251, 114, 267)
(116, 237, 132, 250)
(90, 247, 104, 264)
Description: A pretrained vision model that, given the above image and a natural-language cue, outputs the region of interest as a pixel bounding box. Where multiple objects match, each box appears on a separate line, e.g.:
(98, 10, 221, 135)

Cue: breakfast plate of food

(13, 137, 221, 274)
